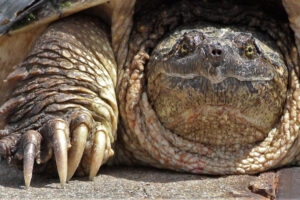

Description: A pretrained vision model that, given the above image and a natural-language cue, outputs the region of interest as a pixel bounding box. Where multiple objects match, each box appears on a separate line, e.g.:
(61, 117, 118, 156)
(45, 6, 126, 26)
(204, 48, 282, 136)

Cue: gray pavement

(0, 161, 284, 199)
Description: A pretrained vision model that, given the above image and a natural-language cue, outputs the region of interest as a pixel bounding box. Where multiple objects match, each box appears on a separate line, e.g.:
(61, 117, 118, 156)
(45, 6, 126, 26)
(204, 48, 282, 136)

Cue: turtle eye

(179, 42, 189, 56)
(178, 41, 194, 57)
(245, 44, 255, 58)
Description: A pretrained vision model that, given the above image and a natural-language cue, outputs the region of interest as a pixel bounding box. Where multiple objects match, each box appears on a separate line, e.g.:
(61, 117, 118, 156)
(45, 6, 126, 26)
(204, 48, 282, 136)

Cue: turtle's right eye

(171, 31, 203, 58)
(179, 42, 189, 56)
(177, 40, 195, 57)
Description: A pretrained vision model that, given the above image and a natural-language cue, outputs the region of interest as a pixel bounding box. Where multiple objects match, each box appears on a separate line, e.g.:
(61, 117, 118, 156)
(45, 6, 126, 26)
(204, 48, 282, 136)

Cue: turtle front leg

(0, 15, 118, 187)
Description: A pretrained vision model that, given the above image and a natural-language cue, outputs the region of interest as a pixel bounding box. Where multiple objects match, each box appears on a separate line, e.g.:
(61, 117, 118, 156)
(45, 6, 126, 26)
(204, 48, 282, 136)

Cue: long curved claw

(23, 130, 42, 188)
(89, 130, 106, 181)
(23, 143, 35, 188)
(47, 120, 69, 187)
(67, 124, 88, 181)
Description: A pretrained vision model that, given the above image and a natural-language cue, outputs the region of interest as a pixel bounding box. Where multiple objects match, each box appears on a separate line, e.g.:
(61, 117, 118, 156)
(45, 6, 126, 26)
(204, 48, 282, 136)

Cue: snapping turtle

(0, 0, 300, 189)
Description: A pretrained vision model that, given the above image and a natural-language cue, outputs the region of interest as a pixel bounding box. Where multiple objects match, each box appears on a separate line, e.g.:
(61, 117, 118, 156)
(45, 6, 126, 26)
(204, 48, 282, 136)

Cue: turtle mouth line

(159, 71, 274, 83)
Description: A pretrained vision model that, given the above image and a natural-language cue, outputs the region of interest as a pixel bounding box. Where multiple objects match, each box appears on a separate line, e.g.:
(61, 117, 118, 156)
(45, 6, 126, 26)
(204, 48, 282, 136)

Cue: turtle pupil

(245, 45, 254, 58)
(180, 43, 189, 55)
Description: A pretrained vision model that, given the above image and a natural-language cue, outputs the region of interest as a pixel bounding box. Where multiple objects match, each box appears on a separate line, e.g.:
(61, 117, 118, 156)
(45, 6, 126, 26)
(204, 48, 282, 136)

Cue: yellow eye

(180, 42, 189, 55)
(245, 45, 254, 58)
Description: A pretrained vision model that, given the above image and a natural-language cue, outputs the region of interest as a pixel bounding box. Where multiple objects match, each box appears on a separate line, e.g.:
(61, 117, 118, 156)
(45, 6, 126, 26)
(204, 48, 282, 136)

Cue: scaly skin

(116, 0, 300, 174)
(0, 15, 117, 187)
(1, 0, 300, 189)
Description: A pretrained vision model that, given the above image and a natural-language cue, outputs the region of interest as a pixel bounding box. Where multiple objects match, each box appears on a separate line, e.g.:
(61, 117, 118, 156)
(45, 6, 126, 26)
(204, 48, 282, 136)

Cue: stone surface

(277, 167, 300, 199)
(0, 161, 274, 199)
(1, 162, 299, 199)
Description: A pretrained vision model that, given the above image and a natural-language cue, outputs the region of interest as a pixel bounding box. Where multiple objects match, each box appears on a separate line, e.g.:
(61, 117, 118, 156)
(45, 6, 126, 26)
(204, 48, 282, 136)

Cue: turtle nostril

(211, 49, 223, 56)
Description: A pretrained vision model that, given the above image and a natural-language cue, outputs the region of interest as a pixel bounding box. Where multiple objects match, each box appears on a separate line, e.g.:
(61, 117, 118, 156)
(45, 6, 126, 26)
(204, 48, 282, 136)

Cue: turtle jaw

(147, 72, 287, 145)
(164, 104, 268, 145)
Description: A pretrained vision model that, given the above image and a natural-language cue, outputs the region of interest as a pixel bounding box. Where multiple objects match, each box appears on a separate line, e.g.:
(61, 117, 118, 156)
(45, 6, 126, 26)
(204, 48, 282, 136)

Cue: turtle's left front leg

(0, 15, 118, 187)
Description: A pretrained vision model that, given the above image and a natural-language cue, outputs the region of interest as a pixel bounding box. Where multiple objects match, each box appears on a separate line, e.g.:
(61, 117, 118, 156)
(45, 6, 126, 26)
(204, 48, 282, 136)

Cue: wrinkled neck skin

(116, 0, 300, 175)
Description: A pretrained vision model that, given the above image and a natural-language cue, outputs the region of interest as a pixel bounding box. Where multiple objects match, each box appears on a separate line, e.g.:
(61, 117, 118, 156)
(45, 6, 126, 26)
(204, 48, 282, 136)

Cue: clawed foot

(0, 110, 114, 188)
(0, 15, 118, 188)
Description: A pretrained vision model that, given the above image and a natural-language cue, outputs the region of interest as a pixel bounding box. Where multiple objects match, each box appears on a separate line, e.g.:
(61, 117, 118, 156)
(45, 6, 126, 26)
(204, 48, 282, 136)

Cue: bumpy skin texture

(0, 15, 117, 187)
(117, 0, 300, 174)
(1, 0, 300, 188)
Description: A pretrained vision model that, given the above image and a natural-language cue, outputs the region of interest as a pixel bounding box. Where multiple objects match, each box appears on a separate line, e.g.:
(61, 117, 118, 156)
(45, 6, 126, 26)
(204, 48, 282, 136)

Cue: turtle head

(146, 24, 288, 145)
